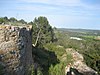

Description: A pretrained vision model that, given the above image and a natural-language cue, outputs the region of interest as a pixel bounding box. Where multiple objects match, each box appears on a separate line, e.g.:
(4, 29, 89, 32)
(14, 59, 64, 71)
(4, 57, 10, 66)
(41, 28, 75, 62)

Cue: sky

(0, 0, 100, 29)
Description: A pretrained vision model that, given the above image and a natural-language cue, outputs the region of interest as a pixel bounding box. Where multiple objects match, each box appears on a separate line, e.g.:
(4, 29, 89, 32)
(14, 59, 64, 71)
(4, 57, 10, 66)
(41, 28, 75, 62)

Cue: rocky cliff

(65, 48, 98, 75)
(0, 25, 33, 75)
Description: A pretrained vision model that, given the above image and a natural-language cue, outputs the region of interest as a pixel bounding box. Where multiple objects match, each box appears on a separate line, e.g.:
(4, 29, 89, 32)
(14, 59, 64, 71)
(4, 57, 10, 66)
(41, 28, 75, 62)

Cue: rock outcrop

(65, 48, 98, 75)
(0, 25, 33, 75)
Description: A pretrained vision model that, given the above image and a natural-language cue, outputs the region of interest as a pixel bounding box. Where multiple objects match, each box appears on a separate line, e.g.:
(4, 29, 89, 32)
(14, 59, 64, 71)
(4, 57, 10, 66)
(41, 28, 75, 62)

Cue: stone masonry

(0, 25, 33, 75)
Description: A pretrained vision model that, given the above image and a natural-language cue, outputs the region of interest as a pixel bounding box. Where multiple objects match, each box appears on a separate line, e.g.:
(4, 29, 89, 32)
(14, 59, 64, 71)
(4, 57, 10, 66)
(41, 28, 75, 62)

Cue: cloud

(17, 0, 97, 9)
(18, 0, 81, 6)
(1, 0, 100, 29)
(16, 0, 100, 14)
(16, 4, 59, 11)
(15, 0, 83, 16)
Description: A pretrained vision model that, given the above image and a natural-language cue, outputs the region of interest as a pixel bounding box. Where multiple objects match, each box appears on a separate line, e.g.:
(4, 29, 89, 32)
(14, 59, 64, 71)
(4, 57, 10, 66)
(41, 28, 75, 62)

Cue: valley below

(0, 17, 100, 75)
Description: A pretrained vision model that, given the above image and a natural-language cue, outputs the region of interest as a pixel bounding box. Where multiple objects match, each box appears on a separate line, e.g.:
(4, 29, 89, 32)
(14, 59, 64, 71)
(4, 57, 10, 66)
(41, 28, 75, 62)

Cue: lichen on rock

(0, 25, 33, 75)
(65, 48, 98, 75)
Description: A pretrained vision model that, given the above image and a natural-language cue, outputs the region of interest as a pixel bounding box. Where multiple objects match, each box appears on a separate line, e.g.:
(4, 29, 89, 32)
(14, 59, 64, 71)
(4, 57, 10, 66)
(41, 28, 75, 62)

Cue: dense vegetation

(31, 17, 72, 75)
(0, 16, 100, 75)
(58, 28, 100, 75)
(32, 17, 55, 47)
(0, 16, 27, 25)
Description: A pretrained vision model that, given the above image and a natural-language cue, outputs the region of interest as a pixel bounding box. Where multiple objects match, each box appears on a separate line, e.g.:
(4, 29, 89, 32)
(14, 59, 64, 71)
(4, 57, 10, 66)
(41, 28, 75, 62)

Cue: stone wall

(0, 25, 33, 75)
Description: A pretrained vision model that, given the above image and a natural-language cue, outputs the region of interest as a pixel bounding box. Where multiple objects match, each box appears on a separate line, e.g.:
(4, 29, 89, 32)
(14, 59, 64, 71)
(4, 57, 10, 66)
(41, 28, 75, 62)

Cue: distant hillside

(58, 28, 100, 37)
(58, 28, 100, 34)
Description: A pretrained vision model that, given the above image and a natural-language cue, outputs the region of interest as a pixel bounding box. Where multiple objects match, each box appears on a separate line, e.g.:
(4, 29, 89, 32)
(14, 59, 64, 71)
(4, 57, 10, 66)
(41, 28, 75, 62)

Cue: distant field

(58, 28, 100, 36)
(58, 28, 100, 40)
(81, 35, 95, 39)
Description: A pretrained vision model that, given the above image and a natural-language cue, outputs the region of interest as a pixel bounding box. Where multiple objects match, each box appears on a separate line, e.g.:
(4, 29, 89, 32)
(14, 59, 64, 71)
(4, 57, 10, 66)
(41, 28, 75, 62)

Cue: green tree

(0, 17, 8, 24)
(49, 63, 65, 75)
(28, 21, 33, 25)
(0, 18, 5, 24)
(9, 17, 17, 23)
(3, 16, 8, 21)
(32, 16, 55, 47)
(19, 19, 27, 24)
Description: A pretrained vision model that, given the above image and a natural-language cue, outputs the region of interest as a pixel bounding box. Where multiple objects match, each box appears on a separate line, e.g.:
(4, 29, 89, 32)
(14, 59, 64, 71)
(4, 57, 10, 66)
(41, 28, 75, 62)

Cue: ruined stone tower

(0, 25, 33, 75)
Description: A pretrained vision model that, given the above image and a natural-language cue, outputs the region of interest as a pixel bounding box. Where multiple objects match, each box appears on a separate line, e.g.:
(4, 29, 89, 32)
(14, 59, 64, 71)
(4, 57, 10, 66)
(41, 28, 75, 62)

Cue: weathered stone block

(0, 25, 33, 75)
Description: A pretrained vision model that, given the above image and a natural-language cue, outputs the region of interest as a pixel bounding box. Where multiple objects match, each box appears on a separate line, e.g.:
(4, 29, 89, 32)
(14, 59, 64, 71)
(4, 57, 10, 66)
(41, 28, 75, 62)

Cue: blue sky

(0, 0, 100, 29)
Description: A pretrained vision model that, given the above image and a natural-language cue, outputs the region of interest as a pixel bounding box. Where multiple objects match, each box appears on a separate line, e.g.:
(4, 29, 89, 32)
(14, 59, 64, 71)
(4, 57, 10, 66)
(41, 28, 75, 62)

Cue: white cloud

(18, 0, 81, 6)
(18, 0, 50, 3)
(13, 0, 100, 29)
(15, 0, 83, 16)
(16, 0, 100, 13)
(17, 4, 59, 11)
